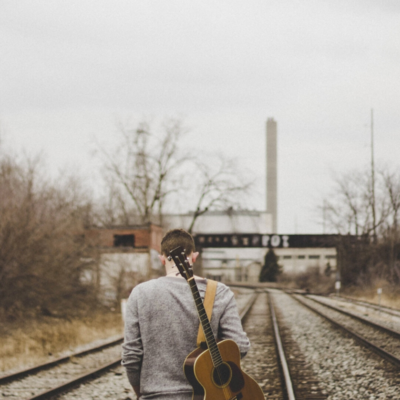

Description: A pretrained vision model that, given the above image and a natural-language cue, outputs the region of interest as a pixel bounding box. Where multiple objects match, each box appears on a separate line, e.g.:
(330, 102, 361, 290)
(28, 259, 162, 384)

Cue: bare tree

(97, 118, 189, 225)
(0, 151, 98, 319)
(323, 169, 387, 236)
(322, 165, 400, 286)
(382, 169, 400, 234)
(97, 119, 253, 232)
(380, 169, 400, 280)
(186, 155, 253, 233)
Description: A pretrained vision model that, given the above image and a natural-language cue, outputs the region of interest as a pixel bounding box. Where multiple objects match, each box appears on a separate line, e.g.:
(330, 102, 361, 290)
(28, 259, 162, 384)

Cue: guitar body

(184, 339, 264, 400)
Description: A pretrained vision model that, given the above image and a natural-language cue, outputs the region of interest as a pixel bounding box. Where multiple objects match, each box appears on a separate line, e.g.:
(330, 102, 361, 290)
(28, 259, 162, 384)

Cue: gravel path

(272, 293, 327, 399)
(241, 291, 282, 399)
(338, 296, 400, 318)
(299, 295, 400, 359)
(54, 366, 131, 400)
(311, 295, 400, 334)
(233, 287, 255, 313)
(1, 345, 122, 399)
(0, 334, 124, 377)
(272, 291, 400, 400)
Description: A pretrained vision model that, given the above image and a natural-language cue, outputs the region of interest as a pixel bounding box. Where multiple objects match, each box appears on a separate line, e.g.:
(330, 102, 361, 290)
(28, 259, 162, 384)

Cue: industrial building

(84, 224, 163, 304)
(164, 118, 338, 282)
(87, 117, 338, 295)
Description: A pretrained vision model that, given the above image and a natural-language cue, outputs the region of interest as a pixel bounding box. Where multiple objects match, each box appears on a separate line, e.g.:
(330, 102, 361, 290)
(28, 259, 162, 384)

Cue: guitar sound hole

(213, 363, 232, 387)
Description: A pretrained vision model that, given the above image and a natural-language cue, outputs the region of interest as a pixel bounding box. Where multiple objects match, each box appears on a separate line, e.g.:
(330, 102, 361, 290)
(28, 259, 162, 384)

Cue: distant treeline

(324, 167, 400, 287)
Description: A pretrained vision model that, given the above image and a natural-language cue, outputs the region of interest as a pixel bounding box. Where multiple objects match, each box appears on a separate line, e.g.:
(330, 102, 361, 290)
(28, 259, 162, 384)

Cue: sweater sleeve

(218, 288, 251, 358)
(121, 288, 144, 386)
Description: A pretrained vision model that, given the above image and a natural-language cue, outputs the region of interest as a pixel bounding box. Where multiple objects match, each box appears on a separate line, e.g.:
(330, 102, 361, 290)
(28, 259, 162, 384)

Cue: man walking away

(122, 228, 250, 399)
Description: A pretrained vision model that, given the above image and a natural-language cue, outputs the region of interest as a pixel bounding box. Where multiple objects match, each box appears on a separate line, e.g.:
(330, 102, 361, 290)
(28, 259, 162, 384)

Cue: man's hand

(133, 385, 141, 398)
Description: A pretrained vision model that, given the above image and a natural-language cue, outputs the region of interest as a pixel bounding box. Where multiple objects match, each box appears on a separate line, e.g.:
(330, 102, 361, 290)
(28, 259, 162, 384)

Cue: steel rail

(292, 294, 400, 370)
(228, 282, 281, 290)
(305, 295, 400, 339)
(0, 336, 124, 384)
(333, 295, 400, 318)
(26, 357, 122, 400)
(268, 292, 296, 400)
(7, 288, 258, 400)
(239, 291, 259, 321)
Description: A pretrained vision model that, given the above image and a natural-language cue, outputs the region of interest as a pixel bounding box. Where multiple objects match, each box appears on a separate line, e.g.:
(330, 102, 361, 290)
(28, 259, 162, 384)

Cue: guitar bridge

(230, 393, 243, 400)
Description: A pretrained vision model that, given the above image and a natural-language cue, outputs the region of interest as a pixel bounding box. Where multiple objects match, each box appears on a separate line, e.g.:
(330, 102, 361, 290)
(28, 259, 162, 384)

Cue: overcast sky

(1, 0, 399, 233)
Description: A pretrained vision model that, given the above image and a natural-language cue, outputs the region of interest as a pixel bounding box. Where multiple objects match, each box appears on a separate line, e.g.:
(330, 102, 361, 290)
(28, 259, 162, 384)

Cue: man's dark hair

(161, 229, 195, 256)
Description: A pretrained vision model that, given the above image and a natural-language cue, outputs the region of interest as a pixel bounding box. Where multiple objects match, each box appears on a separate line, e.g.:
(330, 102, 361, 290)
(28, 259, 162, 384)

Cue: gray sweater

(122, 276, 250, 399)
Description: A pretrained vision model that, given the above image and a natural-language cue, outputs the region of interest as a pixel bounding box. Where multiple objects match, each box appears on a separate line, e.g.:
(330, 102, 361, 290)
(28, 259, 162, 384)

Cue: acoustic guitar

(169, 246, 264, 400)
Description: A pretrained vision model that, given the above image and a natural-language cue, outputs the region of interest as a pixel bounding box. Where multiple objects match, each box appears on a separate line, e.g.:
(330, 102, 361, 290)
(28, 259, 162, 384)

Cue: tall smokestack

(266, 118, 277, 233)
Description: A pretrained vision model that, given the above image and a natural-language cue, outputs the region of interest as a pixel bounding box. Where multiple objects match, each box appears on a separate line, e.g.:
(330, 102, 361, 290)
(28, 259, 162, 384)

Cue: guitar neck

(188, 278, 223, 367)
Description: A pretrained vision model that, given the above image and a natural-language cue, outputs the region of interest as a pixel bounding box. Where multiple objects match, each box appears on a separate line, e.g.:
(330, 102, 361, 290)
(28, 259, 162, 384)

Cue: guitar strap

(196, 279, 218, 347)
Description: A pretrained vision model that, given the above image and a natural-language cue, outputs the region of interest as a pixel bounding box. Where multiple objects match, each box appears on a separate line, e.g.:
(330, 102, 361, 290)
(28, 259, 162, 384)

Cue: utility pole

(371, 109, 377, 242)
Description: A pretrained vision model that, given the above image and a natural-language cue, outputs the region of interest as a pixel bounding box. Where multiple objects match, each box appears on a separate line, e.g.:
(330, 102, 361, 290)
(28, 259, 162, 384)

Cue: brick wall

(150, 225, 163, 253)
(85, 224, 163, 251)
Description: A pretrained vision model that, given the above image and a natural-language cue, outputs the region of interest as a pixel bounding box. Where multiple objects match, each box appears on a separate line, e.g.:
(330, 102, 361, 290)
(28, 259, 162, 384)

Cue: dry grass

(343, 280, 400, 310)
(278, 268, 335, 294)
(0, 311, 123, 374)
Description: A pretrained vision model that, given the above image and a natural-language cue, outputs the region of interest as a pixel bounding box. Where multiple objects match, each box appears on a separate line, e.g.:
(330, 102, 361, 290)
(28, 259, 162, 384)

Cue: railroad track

(0, 336, 124, 400)
(292, 293, 400, 370)
(306, 294, 400, 337)
(2, 287, 337, 400)
(266, 290, 327, 400)
(0, 289, 258, 400)
(330, 294, 400, 318)
(268, 292, 295, 399)
(241, 289, 326, 399)
(240, 290, 284, 399)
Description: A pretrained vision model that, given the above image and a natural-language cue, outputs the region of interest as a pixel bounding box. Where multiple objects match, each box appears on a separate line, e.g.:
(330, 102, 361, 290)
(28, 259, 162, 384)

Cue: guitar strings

(172, 250, 230, 397)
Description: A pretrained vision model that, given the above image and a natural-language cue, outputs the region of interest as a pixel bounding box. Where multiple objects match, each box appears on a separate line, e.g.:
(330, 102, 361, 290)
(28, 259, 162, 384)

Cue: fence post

(335, 281, 341, 297)
(121, 299, 127, 322)
(377, 288, 382, 313)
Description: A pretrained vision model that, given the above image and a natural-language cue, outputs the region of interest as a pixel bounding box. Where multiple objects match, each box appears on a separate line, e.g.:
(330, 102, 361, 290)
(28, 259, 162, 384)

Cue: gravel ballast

(271, 290, 400, 400)
(299, 295, 400, 360)
(241, 292, 282, 399)
(310, 295, 400, 334)
(1, 345, 122, 399)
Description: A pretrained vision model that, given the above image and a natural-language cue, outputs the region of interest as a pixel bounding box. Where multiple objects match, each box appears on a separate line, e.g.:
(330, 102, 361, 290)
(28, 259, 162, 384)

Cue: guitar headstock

(169, 246, 194, 281)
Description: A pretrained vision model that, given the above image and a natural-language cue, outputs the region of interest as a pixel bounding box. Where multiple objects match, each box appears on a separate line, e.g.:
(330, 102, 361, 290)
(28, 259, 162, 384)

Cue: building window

(325, 255, 336, 259)
(298, 255, 305, 259)
(309, 255, 320, 259)
(283, 255, 292, 259)
(113, 234, 135, 247)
